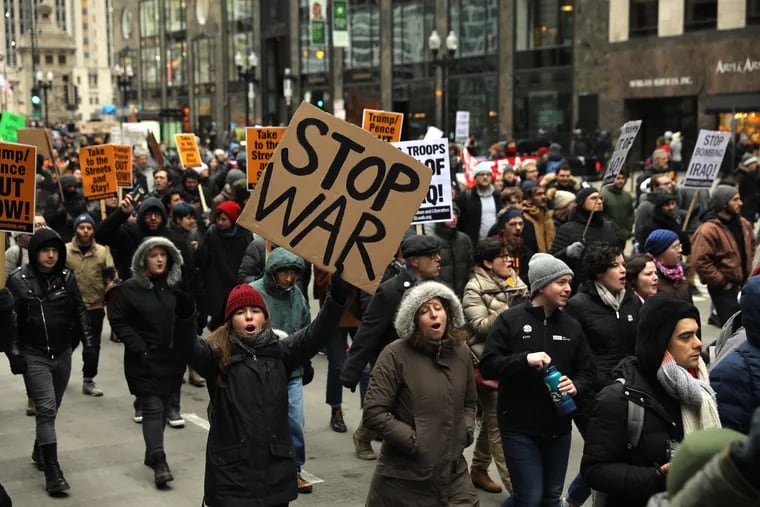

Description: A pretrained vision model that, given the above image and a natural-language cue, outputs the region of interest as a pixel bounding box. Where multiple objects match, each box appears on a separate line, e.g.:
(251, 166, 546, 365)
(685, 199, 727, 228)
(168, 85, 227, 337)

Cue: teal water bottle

(543, 365, 576, 416)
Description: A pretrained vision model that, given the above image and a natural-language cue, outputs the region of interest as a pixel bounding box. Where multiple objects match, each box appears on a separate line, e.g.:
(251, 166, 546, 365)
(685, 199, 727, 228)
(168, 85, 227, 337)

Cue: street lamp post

(428, 30, 458, 139)
(235, 50, 258, 126)
(113, 63, 134, 116)
(283, 67, 295, 124)
(35, 70, 53, 126)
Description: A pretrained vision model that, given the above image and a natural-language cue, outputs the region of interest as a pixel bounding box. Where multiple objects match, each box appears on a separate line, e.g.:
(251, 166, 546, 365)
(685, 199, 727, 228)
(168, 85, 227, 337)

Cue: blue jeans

(288, 376, 305, 469)
(499, 432, 571, 507)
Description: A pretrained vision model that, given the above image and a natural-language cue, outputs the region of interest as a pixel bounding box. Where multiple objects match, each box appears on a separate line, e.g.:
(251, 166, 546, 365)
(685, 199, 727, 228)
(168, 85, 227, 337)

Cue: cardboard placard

(121, 123, 149, 149)
(238, 102, 431, 294)
(147, 130, 164, 167)
(361, 109, 403, 143)
(246, 127, 286, 190)
(80, 145, 119, 200)
(0, 113, 27, 143)
(16, 128, 53, 162)
(112, 145, 133, 188)
(393, 139, 453, 224)
(682, 130, 732, 189)
(0, 141, 37, 233)
(454, 111, 470, 145)
(602, 120, 642, 185)
(175, 134, 202, 169)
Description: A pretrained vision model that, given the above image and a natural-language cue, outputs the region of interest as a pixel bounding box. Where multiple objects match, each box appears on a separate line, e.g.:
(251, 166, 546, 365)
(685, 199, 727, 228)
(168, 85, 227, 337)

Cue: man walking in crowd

(520, 182, 555, 253)
(455, 165, 500, 245)
(601, 171, 634, 250)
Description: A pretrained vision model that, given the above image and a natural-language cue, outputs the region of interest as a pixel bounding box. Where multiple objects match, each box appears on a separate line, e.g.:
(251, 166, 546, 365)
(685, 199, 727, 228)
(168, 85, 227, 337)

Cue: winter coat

(363, 334, 478, 506)
(4, 242, 29, 275)
(179, 297, 343, 507)
(236, 236, 267, 283)
(6, 228, 94, 357)
(654, 268, 692, 304)
(637, 204, 691, 257)
(44, 189, 89, 243)
(108, 237, 190, 397)
(433, 224, 473, 298)
(454, 187, 500, 245)
(250, 248, 310, 335)
(520, 202, 555, 253)
(601, 184, 634, 249)
(480, 303, 594, 437)
(65, 240, 114, 310)
(691, 214, 756, 289)
(540, 172, 581, 199)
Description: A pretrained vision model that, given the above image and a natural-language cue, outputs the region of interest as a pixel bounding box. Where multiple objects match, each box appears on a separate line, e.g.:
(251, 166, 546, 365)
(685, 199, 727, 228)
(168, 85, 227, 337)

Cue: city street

(0, 288, 720, 506)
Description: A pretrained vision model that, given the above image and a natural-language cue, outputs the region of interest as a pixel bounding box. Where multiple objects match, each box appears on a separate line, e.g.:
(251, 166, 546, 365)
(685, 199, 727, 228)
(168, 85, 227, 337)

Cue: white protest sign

(424, 126, 444, 140)
(455, 111, 470, 145)
(682, 130, 731, 189)
(602, 120, 642, 185)
(394, 139, 453, 224)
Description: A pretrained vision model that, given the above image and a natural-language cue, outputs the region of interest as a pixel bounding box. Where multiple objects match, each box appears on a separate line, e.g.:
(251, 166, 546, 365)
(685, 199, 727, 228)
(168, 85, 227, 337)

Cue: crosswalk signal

(310, 90, 325, 110)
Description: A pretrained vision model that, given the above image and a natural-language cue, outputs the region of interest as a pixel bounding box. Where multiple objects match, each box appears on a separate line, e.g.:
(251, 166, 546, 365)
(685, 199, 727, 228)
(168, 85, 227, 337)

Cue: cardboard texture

(238, 102, 431, 294)
(147, 130, 164, 167)
(175, 133, 201, 168)
(0, 141, 37, 233)
(80, 145, 119, 200)
(112, 145, 133, 188)
(246, 127, 286, 190)
(0, 113, 27, 143)
(16, 128, 53, 162)
(361, 109, 403, 143)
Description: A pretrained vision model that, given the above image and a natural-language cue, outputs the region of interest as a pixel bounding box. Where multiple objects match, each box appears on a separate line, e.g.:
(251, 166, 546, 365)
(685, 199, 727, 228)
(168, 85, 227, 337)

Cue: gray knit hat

(528, 253, 573, 294)
(709, 184, 739, 211)
(394, 281, 465, 340)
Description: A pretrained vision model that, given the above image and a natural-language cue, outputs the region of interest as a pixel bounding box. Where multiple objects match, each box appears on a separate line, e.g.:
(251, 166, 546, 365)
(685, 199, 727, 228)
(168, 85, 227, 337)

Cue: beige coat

(66, 240, 114, 309)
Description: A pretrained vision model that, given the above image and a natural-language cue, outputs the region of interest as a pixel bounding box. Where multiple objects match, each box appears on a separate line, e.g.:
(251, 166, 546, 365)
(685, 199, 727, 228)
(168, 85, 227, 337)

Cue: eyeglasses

(671, 243, 683, 252)
(495, 253, 510, 261)
(427, 253, 442, 260)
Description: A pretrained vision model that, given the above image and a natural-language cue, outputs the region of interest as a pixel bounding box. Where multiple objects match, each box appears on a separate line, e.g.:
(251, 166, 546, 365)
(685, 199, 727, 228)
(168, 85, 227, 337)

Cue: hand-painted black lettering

(333, 212, 386, 282)
(254, 163, 327, 235)
(371, 162, 419, 212)
(321, 132, 366, 191)
(346, 157, 385, 201)
(289, 196, 347, 266)
(281, 118, 328, 175)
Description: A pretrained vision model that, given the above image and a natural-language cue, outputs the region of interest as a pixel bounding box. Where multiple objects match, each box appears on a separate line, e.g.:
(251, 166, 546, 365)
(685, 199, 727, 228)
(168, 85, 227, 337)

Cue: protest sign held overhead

(682, 130, 731, 189)
(238, 102, 431, 294)
(80, 145, 118, 200)
(602, 120, 642, 185)
(175, 133, 202, 169)
(0, 141, 37, 233)
(16, 128, 53, 163)
(393, 139, 452, 224)
(361, 109, 403, 143)
(246, 127, 286, 190)
(0, 113, 27, 143)
(112, 145, 133, 188)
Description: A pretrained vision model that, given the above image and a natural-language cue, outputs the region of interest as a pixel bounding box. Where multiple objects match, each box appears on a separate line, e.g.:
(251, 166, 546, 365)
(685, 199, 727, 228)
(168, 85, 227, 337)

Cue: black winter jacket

(434, 224, 473, 298)
(480, 303, 594, 437)
(454, 187, 500, 245)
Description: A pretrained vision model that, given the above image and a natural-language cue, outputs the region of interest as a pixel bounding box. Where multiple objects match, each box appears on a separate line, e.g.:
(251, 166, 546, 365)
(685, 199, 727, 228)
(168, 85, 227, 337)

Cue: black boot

(147, 451, 173, 487)
(40, 443, 70, 494)
(31, 440, 44, 471)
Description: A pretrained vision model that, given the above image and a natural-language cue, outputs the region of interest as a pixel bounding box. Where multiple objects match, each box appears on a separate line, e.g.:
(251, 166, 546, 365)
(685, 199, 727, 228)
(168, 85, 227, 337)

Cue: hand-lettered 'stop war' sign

(246, 127, 286, 190)
(80, 145, 119, 200)
(238, 102, 432, 294)
(175, 133, 202, 169)
(112, 145, 133, 187)
(393, 139, 453, 224)
(0, 142, 37, 233)
(361, 109, 403, 143)
(682, 130, 732, 189)
(602, 120, 642, 185)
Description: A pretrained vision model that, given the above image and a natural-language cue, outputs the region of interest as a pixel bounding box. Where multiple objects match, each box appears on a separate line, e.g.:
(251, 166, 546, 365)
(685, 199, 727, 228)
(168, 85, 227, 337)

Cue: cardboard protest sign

(682, 130, 731, 189)
(393, 139, 453, 224)
(238, 102, 431, 294)
(147, 130, 164, 167)
(361, 109, 403, 143)
(602, 120, 642, 185)
(80, 145, 118, 200)
(246, 127, 286, 190)
(175, 133, 202, 169)
(16, 128, 53, 162)
(455, 111, 470, 145)
(121, 123, 149, 148)
(0, 142, 37, 233)
(112, 145, 133, 188)
(0, 113, 27, 143)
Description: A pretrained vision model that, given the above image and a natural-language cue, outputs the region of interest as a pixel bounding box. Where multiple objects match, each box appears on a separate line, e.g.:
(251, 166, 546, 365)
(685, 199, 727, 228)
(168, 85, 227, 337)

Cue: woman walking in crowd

(625, 253, 659, 302)
(480, 254, 594, 507)
(108, 237, 194, 487)
(362, 282, 479, 506)
(462, 238, 529, 494)
(581, 296, 721, 506)
(644, 229, 692, 303)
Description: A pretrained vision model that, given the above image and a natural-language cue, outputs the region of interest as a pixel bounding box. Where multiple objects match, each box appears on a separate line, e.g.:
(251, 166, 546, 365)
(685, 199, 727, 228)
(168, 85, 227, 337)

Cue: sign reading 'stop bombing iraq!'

(393, 139, 453, 224)
(682, 130, 731, 189)
(0, 141, 37, 233)
(238, 102, 431, 294)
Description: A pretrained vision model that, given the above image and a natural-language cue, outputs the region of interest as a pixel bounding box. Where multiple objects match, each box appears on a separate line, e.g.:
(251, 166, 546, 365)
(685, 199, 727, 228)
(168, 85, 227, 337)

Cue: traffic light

(310, 90, 325, 109)
(31, 87, 41, 119)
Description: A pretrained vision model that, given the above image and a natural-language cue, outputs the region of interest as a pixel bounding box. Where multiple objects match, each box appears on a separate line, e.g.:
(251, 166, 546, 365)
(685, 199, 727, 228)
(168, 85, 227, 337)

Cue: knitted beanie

(226, 168, 246, 185)
(644, 229, 679, 256)
(709, 184, 739, 211)
(172, 202, 196, 219)
(394, 281, 465, 340)
(73, 213, 96, 231)
(553, 190, 576, 210)
(225, 284, 269, 321)
(216, 200, 241, 223)
(472, 164, 493, 177)
(575, 187, 597, 207)
(528, 253, 573, 294)
(497, 207, 524, 230)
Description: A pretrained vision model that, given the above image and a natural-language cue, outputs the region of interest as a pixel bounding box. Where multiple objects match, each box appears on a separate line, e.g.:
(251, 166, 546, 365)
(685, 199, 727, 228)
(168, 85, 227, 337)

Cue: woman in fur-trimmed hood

(363, 282, 479, 506)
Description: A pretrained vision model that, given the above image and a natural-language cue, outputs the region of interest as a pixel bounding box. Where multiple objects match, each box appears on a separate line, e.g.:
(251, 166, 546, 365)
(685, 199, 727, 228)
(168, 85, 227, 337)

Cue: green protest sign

(0, 113, 27, 143)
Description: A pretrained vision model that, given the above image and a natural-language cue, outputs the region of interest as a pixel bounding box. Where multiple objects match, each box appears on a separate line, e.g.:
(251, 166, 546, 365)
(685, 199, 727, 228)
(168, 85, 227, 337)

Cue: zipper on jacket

(38, 297, 51, 356)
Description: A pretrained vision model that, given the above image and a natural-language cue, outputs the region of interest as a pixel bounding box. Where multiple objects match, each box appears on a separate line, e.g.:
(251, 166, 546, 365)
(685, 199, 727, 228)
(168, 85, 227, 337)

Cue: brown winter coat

(363, 334, 479, 506)
(691, 216, 756, 289)
(655, 273, 692, 303)
(521, 202, 555, 252)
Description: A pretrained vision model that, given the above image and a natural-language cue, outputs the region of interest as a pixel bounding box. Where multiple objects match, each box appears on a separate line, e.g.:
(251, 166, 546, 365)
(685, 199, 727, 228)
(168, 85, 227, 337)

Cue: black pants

(709, 285, 741, 326)
(83, 308, 105, 379)
(23, 348, 72, 445)
(138, 395, 169, 457)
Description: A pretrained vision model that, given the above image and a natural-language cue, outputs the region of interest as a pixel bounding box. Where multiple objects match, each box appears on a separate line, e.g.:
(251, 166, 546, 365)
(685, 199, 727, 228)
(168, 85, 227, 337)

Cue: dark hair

(556, 163, 572, 174)
(582, 242, 624, 279)
(153, 168, 169, 180)
(474, 237, 507, 266)
(626, 253, 654, 290)
(500, 187, 522, 208)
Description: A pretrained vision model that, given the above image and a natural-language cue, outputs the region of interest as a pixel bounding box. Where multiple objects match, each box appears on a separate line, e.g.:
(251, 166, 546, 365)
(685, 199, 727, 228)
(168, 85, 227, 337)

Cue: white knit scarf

(595, 281, 624, 312)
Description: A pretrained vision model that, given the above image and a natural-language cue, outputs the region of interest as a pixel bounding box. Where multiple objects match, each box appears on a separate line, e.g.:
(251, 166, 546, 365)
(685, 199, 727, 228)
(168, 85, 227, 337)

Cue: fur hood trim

(131, 236, 183, 289)
(394, 281, 465, 340)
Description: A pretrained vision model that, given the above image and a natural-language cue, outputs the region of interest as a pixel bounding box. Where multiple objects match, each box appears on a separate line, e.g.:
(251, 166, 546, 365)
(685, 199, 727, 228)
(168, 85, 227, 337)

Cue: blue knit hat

(644, 229, 679, 256)
(73, 213, 96, 231)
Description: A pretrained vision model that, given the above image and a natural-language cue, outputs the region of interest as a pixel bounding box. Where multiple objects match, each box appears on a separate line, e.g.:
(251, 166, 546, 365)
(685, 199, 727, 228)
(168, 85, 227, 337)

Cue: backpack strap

(616, 378, 645, 450)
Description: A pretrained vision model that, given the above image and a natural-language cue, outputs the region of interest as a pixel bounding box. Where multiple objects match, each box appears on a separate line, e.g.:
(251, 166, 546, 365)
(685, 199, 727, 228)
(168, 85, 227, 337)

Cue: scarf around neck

(654, 257, 685, 283)
(594, 281, 624, 312)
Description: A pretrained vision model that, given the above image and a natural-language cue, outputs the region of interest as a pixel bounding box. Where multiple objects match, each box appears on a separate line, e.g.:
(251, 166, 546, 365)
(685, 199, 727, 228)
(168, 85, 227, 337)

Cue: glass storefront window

(229, 33, 254, 78)
(228, 0, 254, 22)
(139, 0, 157, 38)
(514, 68, 573, 139)
(300, 0, 330, 74)
(450, 74, 499, 145)
(393, 0, 435, 65)
(515, 0, 573, 51)
(449, 0, 498, 57)
(193, 38, 214, 84)
(718, 112, 760, 146)
(142, 46, 160, 88)
(166, 41, 186, 87)
(166, 0, 186, 33)
(345, 0, 379, 69)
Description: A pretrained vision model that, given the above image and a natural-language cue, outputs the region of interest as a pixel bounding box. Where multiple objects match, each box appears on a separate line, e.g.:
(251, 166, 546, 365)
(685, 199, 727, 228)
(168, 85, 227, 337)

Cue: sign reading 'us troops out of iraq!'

(238, 101, 431, 295)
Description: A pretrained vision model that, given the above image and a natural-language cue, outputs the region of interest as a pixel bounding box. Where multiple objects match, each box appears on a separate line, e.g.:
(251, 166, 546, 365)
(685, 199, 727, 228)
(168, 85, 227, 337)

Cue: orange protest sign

(174, 133, 202, 168)
(0, 142, 37, 233)
(81, 145, 118, 200)
(361, 109, 403, 143)
(112, 145, 133, 187)
(246, 127, 286, 190)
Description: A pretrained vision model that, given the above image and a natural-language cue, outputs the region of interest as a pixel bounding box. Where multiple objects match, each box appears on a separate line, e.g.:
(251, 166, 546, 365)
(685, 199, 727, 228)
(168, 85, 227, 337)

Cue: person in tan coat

(521, 182, 555, 253)
(363, 282, 479, 506)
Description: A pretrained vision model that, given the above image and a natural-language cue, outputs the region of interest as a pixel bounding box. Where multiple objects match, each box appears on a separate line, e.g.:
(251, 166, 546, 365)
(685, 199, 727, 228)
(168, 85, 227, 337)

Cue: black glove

(329, 272, 353, 305)
(173, 289, 196, 319)
(565, 241, 585, 260)
(7, 352, 26, 375)
(341, 379, 358, 393)
(730, 407, 760, 487)
(102, 266, 116, 281)
(302, 360, 315, 386)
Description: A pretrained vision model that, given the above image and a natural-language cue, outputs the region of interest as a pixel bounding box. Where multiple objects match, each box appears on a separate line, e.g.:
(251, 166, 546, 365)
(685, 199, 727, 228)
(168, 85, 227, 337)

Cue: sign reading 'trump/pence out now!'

(361, 109, 403, 143)
(0, 141, 37, 233)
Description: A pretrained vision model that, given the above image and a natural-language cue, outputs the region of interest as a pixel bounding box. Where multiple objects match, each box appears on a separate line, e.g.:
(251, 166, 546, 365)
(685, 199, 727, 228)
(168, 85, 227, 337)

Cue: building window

(684, 0, 717, 31)
(393, 0, 436, 65)
(140, 0, 158, 38)
(749, 0, 760, 24)
(58, 55, 66, 65)
(166, 0, 186, 33)
(45, 54, 54, 64)
(629, 0, 658, 37)
(345, 0, 380, 69)
(193, 38, 214, 84)
(450, 0, 498, 57)
(515, 0, 574, 51)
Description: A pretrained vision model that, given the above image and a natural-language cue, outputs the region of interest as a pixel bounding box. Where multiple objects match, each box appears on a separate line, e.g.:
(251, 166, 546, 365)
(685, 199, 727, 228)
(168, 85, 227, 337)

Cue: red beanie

(216, 200, 241, 223)
(224, 284, 268, 321)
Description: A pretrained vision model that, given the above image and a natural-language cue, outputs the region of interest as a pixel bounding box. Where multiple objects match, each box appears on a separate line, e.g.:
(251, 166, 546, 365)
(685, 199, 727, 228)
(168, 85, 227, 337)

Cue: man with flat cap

(341, 234, 441, 460)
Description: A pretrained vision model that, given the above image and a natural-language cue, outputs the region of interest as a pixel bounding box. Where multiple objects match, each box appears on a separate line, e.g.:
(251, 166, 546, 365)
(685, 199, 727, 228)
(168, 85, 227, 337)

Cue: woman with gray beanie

(480, 253, 594, 506)
(362, 282, 479, 506)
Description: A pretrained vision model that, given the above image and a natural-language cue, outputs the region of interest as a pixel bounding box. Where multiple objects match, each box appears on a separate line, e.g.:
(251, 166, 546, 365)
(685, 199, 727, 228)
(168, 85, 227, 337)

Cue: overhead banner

(393, 139, 453, 224)
(361, 109, 403, 143)
(174, 133, 202, 169)
(246, 127, 286, 190)
(454, 111, 470, 145)
(81, 145, 119, 200)
(0, 141, 37, 233)
(602, 120, 642, 185)
(310, 0, 326, 45)
(112, 145, 133, 188)
(682, 130, 731, 189)
(332, 0, 349, 47)
(237, 102, 431, 294)
(0, 113, 27, 143)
